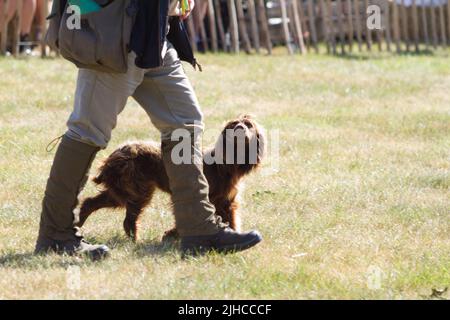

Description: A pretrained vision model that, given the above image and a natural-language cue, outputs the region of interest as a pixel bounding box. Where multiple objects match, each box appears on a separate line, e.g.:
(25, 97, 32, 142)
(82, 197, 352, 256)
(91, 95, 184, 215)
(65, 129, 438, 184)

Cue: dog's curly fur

(76, 115, 265, 241)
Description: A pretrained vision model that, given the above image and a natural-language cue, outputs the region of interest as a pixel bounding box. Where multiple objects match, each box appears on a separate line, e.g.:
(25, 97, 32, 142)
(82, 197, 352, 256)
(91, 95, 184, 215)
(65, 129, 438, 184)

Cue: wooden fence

(1, 0, 450, 57)
(187, 0, 450, 54)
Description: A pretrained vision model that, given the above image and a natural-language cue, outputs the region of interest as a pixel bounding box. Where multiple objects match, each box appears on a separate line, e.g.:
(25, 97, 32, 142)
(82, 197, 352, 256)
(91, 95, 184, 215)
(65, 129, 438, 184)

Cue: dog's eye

(243, 120, 254, 129)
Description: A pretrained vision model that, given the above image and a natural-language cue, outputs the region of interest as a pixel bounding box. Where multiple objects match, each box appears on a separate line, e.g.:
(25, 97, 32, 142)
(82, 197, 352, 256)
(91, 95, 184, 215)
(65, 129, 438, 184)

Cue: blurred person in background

(0, 0, 46, 53)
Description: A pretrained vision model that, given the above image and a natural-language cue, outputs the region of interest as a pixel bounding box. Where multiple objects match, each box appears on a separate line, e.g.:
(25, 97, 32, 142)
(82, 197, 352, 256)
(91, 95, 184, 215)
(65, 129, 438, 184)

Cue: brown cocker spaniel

(76, 115, 265, 241)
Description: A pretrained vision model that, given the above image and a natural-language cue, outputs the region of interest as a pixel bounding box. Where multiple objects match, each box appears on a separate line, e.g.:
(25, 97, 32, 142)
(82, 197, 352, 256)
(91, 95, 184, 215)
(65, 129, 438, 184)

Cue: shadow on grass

(396, 49, 437, 57)
(98, 234, 179, 257)
(0, 251, 95, 269)
(133, 238, 179, 258)
(0, 236, 179, 269)
(331, 49, 437, 61)
(0, 252, 36, 268)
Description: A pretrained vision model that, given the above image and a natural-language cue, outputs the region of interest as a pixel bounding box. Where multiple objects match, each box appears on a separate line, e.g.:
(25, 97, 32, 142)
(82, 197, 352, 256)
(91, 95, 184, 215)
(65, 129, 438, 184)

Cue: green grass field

(0, 50, 449, 299)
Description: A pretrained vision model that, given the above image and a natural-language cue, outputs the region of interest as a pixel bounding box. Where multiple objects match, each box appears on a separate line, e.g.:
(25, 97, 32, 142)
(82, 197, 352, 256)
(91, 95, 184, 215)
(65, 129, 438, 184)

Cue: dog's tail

(92, 146, 136, 188)
(92, 145, 148, 201)
(93, 162, 134, 187)
(92, 162, 114, 185)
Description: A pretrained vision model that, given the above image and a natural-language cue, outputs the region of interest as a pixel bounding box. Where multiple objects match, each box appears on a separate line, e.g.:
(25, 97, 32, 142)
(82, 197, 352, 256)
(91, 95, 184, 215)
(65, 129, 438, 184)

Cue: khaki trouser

(67, 43, 201, 147)
(63, 44, 219, 237)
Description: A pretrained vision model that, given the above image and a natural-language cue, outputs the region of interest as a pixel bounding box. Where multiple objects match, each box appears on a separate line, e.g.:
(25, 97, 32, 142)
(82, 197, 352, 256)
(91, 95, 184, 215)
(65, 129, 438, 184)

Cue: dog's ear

(213, 128, 226, 164)
(256, 126, 266, 162)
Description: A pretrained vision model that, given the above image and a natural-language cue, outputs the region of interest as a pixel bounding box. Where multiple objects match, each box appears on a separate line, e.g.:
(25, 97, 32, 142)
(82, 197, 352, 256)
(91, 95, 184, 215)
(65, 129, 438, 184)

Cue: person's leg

(65, 60, 145, 147)
(36, 53, 146, 259)
(20, 0, 36, 35)
(33, 0, 46, 40)
(132, 43, 262, 255)
(18, 0, 36, 53)
(0, 1, 4, 27)
(133, 44, 218, 238)
(6, 0, 17, 21)
(0, 1, 13, 53)
(0, 0, 17, 27)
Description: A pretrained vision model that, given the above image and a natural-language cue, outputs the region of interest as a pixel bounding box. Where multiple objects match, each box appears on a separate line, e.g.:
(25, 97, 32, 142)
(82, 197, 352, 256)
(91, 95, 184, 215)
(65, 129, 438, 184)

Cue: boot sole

(182, 234, 263, 257)
(215, 234, 263, 254)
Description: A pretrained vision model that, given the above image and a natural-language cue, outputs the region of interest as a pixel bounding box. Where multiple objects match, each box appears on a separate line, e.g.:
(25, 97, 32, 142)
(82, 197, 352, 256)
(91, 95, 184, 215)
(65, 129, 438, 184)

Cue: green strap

(68, 0, 102, 15)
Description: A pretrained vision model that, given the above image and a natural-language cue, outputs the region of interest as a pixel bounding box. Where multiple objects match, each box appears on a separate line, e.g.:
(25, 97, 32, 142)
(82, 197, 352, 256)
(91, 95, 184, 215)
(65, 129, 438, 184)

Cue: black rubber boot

(35, 135, 109, 260)
(161, 129, 219, 237)
(180, 227, 263, 257)
(162, 127, 262, 257)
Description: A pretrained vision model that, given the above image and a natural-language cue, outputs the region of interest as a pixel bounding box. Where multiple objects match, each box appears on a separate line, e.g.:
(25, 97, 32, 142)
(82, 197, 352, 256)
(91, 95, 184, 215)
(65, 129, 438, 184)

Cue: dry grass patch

(0, 50, 449, 299)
